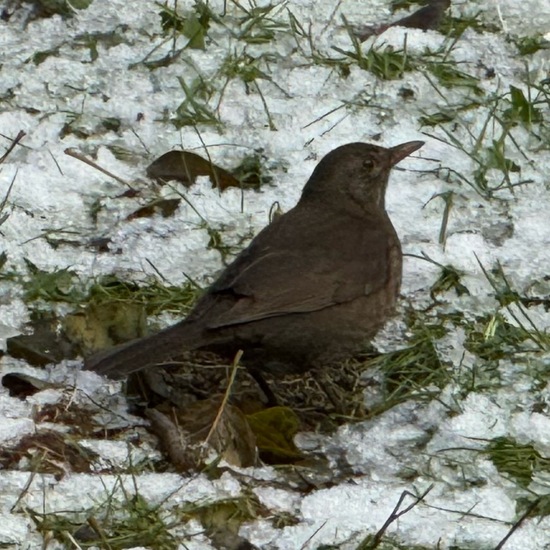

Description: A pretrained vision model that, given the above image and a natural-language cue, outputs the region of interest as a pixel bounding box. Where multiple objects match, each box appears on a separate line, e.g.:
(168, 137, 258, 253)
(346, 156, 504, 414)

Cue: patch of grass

(221, 51, 275, 86)
(158, 0, 213, 50)
(23, 449, 291, 548)
(419, 109, 456, 127)
(233, 2, 290, 44)
(218, 50, 285, 129)
(501, 85, 544, 127)
(231, 150, 274, 190)
(283, 11, 352, 78)
(486, 437, 550, 488)
(58, 110, 125, 139)
(178, 492, 276, 548)
(333, 26, 413, 80)
(429, 260, 470, 298)
(417, 47, 549, 192)
(4, 256, 203, 318)
(203, 223, 235, 263)
(359, 45, 412, 80)
(30, 483, 179, 549)
(422, 85, 540, 198)
(439, 11, 501, 39)
(26, 47, 61, 65)
(172, 76, 221, 128)
(453, 260, 549, 371)
(364, 326, 449, 417)
(411, 254, 550, 400)
(425, 60, 484, 96)
(355, 536, 434, 550)
(87, 275, 202, 318)
(21, 259, 84, 304)
(478, 260, 549, 351)
(309, 49, 352, 78)
(510, 34, 550, 56)
(464, 312, 535, 362)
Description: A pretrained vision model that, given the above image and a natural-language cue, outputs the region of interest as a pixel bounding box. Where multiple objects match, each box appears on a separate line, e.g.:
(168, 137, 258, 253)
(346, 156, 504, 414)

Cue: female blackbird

(85, 141, 424, 377)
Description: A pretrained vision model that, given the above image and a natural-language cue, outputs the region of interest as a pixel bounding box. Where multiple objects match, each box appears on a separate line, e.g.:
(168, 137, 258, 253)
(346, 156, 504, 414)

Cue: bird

(84, 141, 424, 379)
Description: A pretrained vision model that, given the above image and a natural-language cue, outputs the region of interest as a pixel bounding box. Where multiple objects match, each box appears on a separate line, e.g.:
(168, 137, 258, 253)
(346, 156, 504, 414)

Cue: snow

(1, 0, 550, 548)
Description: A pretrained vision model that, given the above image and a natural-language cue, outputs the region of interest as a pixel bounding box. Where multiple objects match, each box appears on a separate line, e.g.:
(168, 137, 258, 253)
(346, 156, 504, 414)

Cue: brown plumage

(85, 141, 423, 378)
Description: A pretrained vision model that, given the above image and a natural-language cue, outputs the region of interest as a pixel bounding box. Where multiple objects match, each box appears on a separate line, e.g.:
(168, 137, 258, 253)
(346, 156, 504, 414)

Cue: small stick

(64, 148, 136, 191)
(203, 349, 243, 448)
(494, 498, 541, 549)
(0, 130, 26, 163)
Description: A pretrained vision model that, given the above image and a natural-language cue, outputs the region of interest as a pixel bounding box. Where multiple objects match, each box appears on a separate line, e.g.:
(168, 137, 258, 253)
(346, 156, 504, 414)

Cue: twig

(360, 485, 434, 549)
(145, 258, 169, 283)
(0, 169, 17, 217)
(64, 148, 136, 191)
(0, 130, 26, 163)
(193, 125, 222, 191)
(299, 520, 328, 549)
(10, 470, 37, 513)
(62, 531, 83, 549)
(203, 349, 244, 448)
(494, 498, 540, 549)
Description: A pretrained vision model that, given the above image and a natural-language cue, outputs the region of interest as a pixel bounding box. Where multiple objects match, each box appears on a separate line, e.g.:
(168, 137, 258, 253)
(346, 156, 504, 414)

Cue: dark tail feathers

(83, 320, 206, 378)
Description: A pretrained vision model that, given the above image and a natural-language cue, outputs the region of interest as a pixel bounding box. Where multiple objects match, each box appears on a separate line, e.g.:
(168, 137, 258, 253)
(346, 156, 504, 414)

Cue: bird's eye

(363, 159, 375, 170)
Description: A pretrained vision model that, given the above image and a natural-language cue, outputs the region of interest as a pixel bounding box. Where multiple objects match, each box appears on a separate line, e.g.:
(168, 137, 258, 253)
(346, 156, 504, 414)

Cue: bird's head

(300, 141, 424, 211)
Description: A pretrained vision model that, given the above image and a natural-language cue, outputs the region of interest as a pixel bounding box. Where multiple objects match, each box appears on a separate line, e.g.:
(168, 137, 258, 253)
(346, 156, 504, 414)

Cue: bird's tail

(83, 320, 207, 378)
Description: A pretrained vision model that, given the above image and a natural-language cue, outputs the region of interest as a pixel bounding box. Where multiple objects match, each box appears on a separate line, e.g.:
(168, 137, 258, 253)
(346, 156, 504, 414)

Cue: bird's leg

(248, 368, 279, 407)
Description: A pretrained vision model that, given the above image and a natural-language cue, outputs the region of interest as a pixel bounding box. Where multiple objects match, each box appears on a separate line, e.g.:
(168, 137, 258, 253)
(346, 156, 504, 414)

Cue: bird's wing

(203, 208, 399, 329)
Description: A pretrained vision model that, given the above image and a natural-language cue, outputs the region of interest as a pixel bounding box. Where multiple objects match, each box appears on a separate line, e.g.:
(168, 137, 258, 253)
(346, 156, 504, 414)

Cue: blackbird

(85, 141, 424, 378)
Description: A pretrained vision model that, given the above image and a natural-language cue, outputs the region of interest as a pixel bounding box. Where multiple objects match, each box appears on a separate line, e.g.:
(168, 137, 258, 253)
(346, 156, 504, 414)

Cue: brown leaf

(392, 0, 450, 31)
(2, 372, 50, 399)
(126, 198, 181, 220)
(6, 315, 76, 366)
(147, 397, 258, 471)
(356, 0, 451, 41)
(0, 431, 98, 477)
(147, 150, 240, 191)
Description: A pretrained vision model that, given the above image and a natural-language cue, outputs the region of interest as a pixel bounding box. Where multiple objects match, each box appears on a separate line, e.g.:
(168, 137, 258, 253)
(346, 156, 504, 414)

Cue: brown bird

(85, 141, 423, 379)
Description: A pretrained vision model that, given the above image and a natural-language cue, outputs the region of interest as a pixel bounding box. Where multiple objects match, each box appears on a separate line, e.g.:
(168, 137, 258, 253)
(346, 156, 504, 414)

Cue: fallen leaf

(126, 198, 181, 220)
(147, 150, 240, 190)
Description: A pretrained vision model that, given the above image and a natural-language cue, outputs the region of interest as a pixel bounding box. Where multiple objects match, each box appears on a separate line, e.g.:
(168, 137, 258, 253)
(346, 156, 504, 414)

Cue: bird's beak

(389, 141, 424, 165)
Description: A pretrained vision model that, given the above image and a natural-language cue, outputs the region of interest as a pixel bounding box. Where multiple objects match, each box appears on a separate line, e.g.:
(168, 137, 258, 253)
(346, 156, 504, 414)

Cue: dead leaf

(246, 406, 303, 464)
(2, 372, 51, 399)
(356, 0, 451, 41)
(127, 198, 181, 220)
(0, 431, 98, 477)
(147, 397, 258, 471)
(6, 314, 76, 366)
(147, 150, 240, 191)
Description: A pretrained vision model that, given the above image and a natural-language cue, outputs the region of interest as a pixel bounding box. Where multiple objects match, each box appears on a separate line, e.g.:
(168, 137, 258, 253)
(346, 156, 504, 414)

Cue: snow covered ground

(1, 0, 550, 548)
